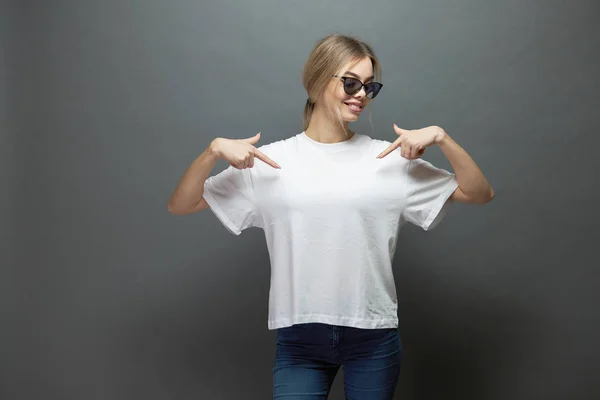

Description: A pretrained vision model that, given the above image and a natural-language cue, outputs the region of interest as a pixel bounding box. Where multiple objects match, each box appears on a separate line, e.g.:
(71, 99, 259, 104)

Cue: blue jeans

(273, 323, 402, 399)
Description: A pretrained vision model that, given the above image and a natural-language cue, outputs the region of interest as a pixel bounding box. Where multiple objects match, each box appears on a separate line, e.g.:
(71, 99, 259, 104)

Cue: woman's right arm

(167, 142, 219, 215)
(167, 133, 279, 215)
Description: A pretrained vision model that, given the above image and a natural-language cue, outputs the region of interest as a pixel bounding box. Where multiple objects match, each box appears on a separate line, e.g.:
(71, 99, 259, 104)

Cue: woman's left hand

(377, 124, 447, 160)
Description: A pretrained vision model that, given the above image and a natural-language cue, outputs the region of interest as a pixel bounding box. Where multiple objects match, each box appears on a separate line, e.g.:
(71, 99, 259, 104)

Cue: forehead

(337, 57, 374, 79)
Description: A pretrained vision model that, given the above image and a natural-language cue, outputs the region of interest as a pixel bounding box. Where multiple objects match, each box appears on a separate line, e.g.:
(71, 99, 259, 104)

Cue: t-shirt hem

(202, 185, 242, 235)
(268, 314, 399, 330)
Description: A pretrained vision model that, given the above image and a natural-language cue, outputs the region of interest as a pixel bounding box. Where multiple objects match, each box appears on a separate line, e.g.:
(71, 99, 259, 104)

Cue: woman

(168, 34, 493, 399)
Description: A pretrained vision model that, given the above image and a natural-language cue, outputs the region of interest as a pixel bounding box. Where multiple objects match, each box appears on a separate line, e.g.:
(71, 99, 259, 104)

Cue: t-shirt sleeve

(402, 158, 459, 231)
(202, 166, 259, 235)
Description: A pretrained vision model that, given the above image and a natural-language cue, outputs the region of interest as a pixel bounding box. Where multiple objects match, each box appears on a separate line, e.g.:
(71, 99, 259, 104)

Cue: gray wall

(0, 1, 9, 281)
(3, 1, 599, 399)
(2, 2, 18, 397)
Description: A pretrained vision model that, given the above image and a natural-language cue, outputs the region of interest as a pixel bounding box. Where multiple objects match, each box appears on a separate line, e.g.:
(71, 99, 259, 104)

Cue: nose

(354, 86, 367, 99)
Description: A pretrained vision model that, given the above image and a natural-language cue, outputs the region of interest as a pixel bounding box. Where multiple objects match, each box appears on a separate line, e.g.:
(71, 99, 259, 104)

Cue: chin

(328, 102, 363, 122)
(342, 112, 360, 122)
(339, 104, 363, 122)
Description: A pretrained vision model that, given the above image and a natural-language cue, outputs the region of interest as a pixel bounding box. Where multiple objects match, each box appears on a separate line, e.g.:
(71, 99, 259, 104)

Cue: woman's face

(320, 56, 375, 122)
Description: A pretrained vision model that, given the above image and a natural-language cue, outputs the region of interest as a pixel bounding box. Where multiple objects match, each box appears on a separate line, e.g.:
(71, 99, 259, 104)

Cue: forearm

(436, 129, 494, 204)
(168, 143, 219, 212)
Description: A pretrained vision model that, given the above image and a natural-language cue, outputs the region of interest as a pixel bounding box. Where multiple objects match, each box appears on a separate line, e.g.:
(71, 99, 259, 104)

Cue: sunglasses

(333, 75, 383, 99)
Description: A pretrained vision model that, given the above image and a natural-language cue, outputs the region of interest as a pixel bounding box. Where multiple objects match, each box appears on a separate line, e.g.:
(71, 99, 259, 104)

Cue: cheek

(335, 83, 349, 100)
(320, 88, 342, 111)
(326, 82, 347, 102)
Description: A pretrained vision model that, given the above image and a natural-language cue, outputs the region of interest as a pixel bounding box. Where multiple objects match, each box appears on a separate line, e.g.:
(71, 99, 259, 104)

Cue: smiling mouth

(344, 102, 363, 112)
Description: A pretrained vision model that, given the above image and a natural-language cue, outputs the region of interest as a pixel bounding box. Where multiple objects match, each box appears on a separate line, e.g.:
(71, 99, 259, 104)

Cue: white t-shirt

(203, 132, 459, 330)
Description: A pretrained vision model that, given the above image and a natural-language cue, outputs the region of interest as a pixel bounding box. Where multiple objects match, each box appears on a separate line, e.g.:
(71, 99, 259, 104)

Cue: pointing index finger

(376, 142, 399, 159)
(254, 148, 281, 169)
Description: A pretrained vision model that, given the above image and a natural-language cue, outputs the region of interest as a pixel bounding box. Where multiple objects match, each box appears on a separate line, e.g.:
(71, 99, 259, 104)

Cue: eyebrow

(343, 71, 375, 82)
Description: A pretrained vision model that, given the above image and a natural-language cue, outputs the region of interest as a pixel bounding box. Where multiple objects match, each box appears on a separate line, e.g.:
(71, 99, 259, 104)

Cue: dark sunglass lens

(366, 82, 383, 99)
(343, 78, 362, 95)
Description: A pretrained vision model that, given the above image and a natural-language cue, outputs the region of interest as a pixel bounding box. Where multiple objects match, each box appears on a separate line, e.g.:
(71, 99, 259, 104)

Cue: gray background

(2, 0, 599, 399)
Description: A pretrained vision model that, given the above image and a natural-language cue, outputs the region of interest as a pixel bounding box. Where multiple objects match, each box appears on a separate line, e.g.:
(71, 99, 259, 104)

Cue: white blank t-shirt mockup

(203, 132, 459, 330)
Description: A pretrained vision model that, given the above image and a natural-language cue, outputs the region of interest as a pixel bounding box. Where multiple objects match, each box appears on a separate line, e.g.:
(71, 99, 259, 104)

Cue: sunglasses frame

(332, 75, 383, 99)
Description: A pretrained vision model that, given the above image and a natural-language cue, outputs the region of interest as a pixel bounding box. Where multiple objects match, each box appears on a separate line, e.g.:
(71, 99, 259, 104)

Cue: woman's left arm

(436, 128, 494, 204)
(377, 124, 494, 205)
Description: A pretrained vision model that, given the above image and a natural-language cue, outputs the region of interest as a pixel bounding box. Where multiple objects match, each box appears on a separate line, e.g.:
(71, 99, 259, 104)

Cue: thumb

(393, 124, 406, 136)
(242, 132, 261, 144)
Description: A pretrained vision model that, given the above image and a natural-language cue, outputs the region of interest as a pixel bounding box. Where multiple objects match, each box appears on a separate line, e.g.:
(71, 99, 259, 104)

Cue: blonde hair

(302, 34, 381, 131)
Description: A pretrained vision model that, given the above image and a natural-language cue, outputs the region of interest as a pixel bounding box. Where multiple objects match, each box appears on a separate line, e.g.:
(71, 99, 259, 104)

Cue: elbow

(168, 198, 190, 215)
(167, 201, 182, 215)
(168, 195, 206, 215)
(477, 187, 495, 205)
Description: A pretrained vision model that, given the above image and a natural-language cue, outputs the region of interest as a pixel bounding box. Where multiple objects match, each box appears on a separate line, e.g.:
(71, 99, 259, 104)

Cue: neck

(305, 105, 354, 144)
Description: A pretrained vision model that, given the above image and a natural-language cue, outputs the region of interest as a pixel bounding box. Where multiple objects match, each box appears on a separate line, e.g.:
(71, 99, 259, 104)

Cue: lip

(344, 102, 363, 113)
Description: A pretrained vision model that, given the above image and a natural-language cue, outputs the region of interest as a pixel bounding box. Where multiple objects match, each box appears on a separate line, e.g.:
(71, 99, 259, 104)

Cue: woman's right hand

(210, 132, 281, 170)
